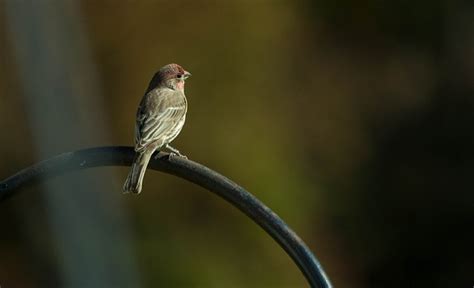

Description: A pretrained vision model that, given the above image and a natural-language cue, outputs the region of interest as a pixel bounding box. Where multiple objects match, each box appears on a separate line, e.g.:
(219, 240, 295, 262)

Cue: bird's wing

(134, 88, 187, 152)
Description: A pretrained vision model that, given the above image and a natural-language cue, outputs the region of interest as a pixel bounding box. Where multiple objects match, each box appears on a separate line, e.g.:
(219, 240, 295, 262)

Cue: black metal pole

(0, 146, 332, 288)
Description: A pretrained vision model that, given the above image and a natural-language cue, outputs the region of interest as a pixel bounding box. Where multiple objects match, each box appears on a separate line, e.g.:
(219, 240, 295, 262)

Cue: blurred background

(1, 0, 473, 287)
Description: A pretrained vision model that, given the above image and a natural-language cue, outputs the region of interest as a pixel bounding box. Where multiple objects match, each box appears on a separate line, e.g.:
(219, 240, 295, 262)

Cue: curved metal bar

(0, 146, 332, 288)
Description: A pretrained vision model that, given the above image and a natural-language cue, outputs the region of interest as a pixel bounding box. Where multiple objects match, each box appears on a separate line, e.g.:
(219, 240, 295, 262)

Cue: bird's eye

(176, 74, 182, 78)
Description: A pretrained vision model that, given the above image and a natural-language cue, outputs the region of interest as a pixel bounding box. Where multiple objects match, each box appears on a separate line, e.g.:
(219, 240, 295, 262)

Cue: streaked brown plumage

(123, 63, 191, 194)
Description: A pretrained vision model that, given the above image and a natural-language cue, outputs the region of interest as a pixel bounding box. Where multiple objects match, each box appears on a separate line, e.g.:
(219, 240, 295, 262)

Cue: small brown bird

(123, 63, 191, 194)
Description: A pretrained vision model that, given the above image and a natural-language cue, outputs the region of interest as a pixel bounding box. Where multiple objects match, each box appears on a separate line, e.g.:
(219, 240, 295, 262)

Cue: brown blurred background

(1, 0, 474, 287)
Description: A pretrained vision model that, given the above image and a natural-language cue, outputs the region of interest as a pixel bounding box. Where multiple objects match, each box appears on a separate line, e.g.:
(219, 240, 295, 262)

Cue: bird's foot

(166, 144, 187, 159)
(169, 152, 187, 159)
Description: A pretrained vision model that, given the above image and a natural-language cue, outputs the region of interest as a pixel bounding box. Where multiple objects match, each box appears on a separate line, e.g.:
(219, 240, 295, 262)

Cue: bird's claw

(169, 152, 187, 159)
(165, 144, 187, 159)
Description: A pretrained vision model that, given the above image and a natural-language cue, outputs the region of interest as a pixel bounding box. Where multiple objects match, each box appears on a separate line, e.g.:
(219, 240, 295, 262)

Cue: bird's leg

(165, 144, 187, 159)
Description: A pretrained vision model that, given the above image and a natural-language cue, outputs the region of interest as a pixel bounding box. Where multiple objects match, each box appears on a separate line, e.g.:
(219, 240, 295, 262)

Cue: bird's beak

(183, 71, 191, 80)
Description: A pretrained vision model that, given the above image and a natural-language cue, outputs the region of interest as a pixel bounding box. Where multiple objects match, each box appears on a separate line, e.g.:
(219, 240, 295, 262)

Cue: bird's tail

(123, 150, 153, 194)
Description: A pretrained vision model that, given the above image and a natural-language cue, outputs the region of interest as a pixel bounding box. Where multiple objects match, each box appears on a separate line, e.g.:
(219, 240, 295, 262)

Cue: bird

(123, 63, 191, 194)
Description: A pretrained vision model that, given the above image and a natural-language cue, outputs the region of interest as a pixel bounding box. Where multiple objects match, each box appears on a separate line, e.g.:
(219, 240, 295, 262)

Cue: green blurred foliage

(1, 0, 474, 287)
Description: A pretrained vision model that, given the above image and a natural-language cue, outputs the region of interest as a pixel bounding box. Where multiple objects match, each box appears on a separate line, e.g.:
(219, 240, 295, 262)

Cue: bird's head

(148, 63, 191, 92)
